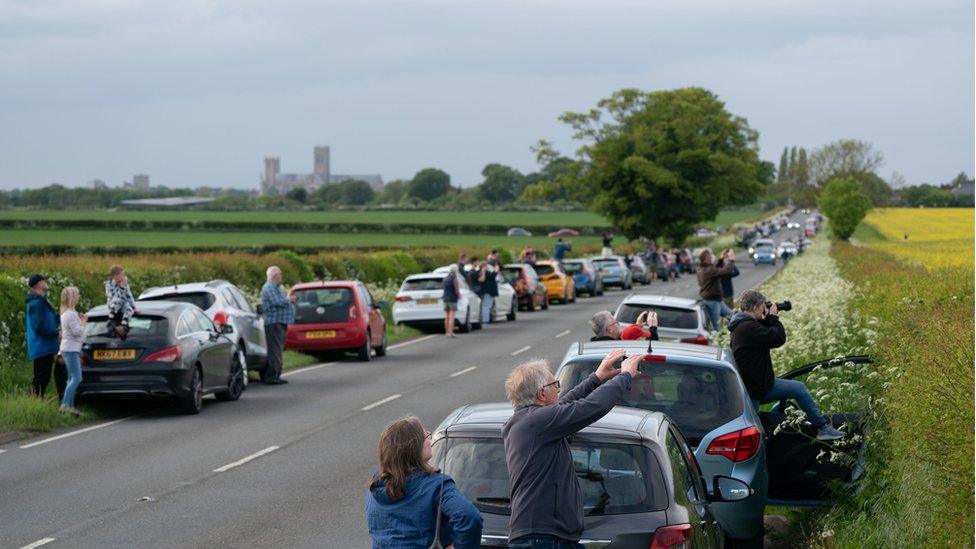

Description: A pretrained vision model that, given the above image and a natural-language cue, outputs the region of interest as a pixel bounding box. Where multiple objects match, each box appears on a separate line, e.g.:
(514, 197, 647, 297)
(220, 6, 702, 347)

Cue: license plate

(417, 298, 439, 305)
(306, 330, 336, 339)
(93, 349, 137, 361)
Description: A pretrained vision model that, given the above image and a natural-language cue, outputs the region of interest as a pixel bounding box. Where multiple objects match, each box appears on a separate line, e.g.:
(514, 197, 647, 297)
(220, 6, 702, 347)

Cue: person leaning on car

(728, 290, 846, 441)
(588, 310, 658, 341)
(502, 351, 638, 548)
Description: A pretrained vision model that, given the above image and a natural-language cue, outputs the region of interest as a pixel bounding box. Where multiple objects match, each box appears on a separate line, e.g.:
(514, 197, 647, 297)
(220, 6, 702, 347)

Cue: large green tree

(407, 168, 451, 202)
(556, 87, 765, 243)
(818, 176, 872, 240)
(477, 163, 525, 203)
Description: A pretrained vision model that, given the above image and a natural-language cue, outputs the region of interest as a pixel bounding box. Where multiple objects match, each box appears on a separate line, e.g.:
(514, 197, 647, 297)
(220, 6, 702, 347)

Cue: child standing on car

(104, 264, 136, 340)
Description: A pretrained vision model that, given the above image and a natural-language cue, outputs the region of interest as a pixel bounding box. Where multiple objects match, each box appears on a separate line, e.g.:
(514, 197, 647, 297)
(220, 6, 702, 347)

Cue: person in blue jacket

(25, 274, 65, 398)
(366, 416, 483, 548)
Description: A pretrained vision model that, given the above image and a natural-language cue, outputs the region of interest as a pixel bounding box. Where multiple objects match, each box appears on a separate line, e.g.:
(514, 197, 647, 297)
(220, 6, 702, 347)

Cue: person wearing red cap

(620, 311, 659, 341)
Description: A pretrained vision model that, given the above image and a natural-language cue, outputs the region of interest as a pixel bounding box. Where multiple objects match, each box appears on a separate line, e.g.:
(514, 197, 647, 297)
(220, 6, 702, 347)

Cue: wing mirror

(256, 304, 264, 315)
(710, 476, 753, 502)
(375, 300, 389, 310)
(220, 324, 234, 335)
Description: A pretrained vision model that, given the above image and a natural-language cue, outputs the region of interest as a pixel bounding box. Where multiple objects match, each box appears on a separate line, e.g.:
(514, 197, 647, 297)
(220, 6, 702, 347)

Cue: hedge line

(0, 218, 608, 235)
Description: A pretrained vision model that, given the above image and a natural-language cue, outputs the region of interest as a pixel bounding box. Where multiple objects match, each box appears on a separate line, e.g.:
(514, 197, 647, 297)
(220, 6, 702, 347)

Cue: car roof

(591, 255, 622, 260)
(87, 300, 188, 316)
(619, 293, 700, 309)
(444, 402, 664, 438)
(290, 281, 358, 291)
(566, 339, 726, 362)
(140, 282, 214, 297)
(404, 272, 446, 280)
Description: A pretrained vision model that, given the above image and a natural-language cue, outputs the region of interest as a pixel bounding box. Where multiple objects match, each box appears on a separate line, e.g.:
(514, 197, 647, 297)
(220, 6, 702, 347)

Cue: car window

(534, 264, 555, 276)
(665, 429, 700, 505)
(562, 262, 584, 275)
(220, 288, 240, 310)
(293, 287, 354, 324)
(189, 308, 215, 332)
(434, 437, 667, 516)
(357, 285, 373, 307)
(559, 359, 744, 444)
(502, 267, 521, 284)
(401, 277, 445, 292)
(85, 315, 168, 338)
(592, 259, 617, 269)
(141, 291, 215, 311)
(228, 287, 254, 313)
(175, 312, 193, 337)
(616, 304, 699, 329)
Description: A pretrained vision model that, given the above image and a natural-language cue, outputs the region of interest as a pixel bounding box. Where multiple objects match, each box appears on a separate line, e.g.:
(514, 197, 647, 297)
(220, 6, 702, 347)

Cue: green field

(0, 209, 610, 227)
(0, 229, 605, 249)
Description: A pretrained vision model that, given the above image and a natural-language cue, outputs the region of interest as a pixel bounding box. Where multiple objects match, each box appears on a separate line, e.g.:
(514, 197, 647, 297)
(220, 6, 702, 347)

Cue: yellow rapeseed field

(860, 208, 974, 270)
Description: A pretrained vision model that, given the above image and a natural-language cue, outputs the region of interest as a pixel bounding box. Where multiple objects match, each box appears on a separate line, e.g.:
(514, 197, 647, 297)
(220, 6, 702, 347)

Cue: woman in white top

(59, 286, 86, 416)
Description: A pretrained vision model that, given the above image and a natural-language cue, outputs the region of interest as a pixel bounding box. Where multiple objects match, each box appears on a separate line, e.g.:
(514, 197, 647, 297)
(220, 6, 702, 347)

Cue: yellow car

(533, 260, 576, 304)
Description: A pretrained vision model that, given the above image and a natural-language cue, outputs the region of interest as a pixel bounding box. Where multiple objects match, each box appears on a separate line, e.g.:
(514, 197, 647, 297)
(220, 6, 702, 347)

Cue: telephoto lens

(775, 300, 792, 311)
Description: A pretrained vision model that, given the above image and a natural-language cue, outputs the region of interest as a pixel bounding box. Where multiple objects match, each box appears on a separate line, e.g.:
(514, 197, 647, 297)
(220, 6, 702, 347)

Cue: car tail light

(650, 524, 692, 549)
(213, 311, 229, 328)
(706, 426, 762, 462)
(680, 335, 709, 345)
(642, 354, 667, 362)
(395, 295, 412, 302)
(142, 346, 182, 364)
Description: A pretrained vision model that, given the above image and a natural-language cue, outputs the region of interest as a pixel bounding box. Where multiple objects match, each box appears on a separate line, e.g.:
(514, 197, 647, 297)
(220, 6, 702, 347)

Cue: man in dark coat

(25, 274, 66, 398)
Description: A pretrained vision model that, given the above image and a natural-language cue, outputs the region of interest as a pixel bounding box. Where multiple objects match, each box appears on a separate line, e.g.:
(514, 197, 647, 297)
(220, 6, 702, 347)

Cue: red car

(285, 281, 387, 361)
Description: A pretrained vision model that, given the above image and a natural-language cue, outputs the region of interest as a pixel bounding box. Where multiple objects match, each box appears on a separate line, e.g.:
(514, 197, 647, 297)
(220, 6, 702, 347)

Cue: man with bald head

(260, 265, 297, 385)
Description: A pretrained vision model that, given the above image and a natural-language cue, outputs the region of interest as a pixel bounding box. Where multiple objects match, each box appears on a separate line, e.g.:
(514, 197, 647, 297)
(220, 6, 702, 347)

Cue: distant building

(260, 146, 382, 195)
(133, 174, 150, 189)
(951, 181, 975, 197)
(87, 179, 107, 189)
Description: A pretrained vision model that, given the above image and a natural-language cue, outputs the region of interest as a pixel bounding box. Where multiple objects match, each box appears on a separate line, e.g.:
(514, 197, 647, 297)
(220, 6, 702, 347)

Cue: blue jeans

(481, 293, 494, 324)
(703, 299, 734, 331)
(508, 537, 583, 549)
(61, 351, 82, 408)
(751, 378, 827, 428)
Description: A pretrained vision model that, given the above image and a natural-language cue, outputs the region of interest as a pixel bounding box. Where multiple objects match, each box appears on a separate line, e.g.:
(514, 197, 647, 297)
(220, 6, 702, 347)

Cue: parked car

(78, 301, 243, 414)
(502, 264, 549, 311)
(614, 294, 710, 344)
(554, 341, 868, 544)
(433, 403, 751, 548)
(532, 260, 576, 304)
(753, 245, 777, 266)
(139, 280, 266, 383)
(747, 238, 775, 255)
(561, 258, 604, 297)
(628, 254, 652, 285)
(506, 227, 532, 237)
(591, 255, 633, 290)
(391, 272, 482, 333)
(776, 242, 798, 260)
(433, 265, 518, 322)
(285, 281, 387, 362)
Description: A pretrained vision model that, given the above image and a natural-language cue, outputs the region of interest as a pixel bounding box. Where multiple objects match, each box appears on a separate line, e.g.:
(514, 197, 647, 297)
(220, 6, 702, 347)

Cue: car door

(188, 307, 231, 389)
(358, 284, 384, 346)
(227, 286, 267, 362)
(665, 426, 721, 547)
(494, 271, 513, 319)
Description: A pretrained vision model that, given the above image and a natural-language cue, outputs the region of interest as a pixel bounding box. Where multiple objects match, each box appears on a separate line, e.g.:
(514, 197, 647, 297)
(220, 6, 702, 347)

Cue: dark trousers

(263, 323, 287, 382)
(31, 353, 67, 399)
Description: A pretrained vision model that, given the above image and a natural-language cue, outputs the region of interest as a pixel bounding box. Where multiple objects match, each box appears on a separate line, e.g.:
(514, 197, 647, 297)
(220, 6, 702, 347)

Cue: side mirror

(710, 476, 753, 502)
(221, 324, 234, 335)
(256, 304, 264, 315)
(375, 300, 389, 310)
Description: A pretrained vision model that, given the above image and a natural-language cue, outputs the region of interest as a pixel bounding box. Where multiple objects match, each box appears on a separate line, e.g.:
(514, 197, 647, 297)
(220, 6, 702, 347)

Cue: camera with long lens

(765, 299, 792, 312)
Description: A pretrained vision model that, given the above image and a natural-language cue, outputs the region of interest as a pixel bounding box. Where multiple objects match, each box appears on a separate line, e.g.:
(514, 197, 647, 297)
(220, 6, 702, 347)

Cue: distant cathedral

(260, 146, 383, 195)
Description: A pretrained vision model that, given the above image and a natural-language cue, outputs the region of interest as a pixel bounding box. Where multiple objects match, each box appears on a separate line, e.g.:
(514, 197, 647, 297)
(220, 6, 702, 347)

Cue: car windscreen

(141, 292, 215, 311)
(533, 264, 555, 276)
(501, 268, 521, 283)
(616, 304, 698, 329)
(592, 259, 619, 270)
(558, 360, 743, 444)
(400, 277, 445, 292)
(85, 315, 169, 338)
(293, 288, 353, 324)
(562, 262, 584, 275)
(434, 436, 667, 516)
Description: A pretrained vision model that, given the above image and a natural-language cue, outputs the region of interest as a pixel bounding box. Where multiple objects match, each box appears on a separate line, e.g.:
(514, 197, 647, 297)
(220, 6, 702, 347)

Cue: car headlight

(748, 248, 755, 254)
(770, 254, 776, 259)
(753, 253, 759, 259)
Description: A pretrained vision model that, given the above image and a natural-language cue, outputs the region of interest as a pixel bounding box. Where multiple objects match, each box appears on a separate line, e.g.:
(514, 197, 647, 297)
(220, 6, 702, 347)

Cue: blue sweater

(25, 293, 60, 360)
(366, 470, 483, 548)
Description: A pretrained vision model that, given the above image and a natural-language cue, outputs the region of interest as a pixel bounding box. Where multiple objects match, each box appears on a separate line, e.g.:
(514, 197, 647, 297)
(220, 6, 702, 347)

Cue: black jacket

(728, 312, 786, 399)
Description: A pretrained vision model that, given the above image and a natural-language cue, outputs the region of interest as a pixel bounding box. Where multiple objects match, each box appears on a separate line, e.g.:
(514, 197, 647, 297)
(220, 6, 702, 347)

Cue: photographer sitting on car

(728, 290, 846, 441)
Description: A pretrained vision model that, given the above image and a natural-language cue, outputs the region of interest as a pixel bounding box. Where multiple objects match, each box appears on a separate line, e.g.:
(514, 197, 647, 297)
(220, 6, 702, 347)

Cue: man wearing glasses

(502, 349, 640, 548)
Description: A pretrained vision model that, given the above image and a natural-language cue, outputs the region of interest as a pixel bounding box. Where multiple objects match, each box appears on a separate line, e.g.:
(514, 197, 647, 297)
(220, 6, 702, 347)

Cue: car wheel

(179, 367, 204, 415)
(541, 295, 549, 310)
(357, 330, 372, 362)
(235, 344, 249, 388)
(374, 330, 387, 357)
(507, 299, 517, 321)
(216, 352, 245, 402)
(459, 308, 472, 333)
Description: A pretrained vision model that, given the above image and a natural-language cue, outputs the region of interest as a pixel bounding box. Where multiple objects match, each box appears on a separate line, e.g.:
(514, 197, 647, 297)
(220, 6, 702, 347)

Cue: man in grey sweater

(502, 349, 639, 548)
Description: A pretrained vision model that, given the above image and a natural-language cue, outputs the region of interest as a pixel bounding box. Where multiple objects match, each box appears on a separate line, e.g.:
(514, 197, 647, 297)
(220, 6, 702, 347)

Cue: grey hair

(589, 310, 614, 337)
(739, 289, 767, 312)
(266, 265, 281, 282)
(505, 360, 553, 407)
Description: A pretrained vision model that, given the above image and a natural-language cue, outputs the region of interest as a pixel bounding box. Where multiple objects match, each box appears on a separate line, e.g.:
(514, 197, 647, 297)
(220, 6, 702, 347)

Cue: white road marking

(361, 394, 402, 411)
(20, 417, 132, 449)
(555, 330, 571, 338)
(387, 334, 437, 351)
(213, 446, 280, 473)
(282, 362, 336, 377)
(20, 538, 56, 549)
(450, 366, 478, 377)
(510, 346, 532, 356)
(0, 449, 6, 455)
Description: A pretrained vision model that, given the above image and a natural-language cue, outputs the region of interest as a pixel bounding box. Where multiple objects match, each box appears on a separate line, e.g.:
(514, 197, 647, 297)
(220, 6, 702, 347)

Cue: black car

(432, 403, 752, 548)
(79, 301, 244, 414)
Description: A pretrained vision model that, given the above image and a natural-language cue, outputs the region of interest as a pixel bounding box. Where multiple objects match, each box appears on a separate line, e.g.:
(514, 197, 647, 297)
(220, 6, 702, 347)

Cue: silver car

(614, 294, 711, 344)
(555, 341, 868, 545)
(139, 280, 268, 381)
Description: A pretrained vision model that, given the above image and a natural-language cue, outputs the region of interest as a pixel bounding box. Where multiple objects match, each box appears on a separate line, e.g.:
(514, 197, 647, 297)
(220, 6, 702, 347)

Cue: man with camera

(728, 290, 846, 441)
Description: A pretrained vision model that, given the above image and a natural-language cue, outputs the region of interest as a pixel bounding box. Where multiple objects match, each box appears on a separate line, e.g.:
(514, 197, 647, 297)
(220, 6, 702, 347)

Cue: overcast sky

(0, 0, 972, 190)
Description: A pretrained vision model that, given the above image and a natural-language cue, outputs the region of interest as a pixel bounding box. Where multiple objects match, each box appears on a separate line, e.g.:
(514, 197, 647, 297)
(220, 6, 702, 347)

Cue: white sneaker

(816, 424, 847, 441)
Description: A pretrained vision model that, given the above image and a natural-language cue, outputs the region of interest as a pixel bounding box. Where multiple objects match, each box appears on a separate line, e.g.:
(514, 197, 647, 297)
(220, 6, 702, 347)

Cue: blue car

(753, 246, 777, 266)
(590, 255, 633, 290)
(555, 340, 868, 545)
(561, 258, 604, 297)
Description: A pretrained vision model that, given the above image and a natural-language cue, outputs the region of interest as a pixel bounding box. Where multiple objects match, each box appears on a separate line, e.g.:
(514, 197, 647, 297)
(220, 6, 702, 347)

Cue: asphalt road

(0, 219, 805, 549)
